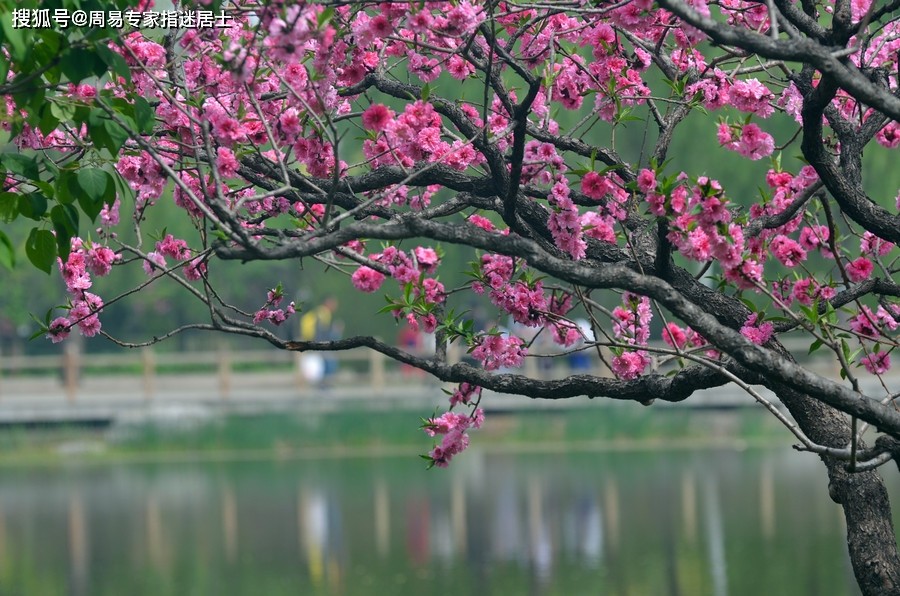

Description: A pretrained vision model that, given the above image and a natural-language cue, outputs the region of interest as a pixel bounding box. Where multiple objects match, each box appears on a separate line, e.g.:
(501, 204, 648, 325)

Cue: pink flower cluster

(46, 238, 121, 343)
(609, 293, 653, 380)
(252, 287, 296, 326)
(611, 351, 651, 380)
(780, 277, 836, 307)
(141, 235, 206, 281)
(116, 151, 168, 206)
(846, 257, 874, 282)
(471, 253, 553, 328)
(450, 382, 481, 408)
(728, 79, 775, 117)
(423, 408, 484, 468)
(860, 232, 895, 257)
(351, 266, 385, 293)
(471, 334, 527, 371)
(612, 293, 652, 346)
(661, 322, 705, 350)
(717, 122, 774, 160)
(770, 235, 807, 267)
(861, 351, 891, 375)
(524, 141, 567, 186)
(547, 179, 587, 260)
(740, 313, 774, 345)
(849, 305, 899, 337)
(362, 100, 481, 172)
(659, 176, 764, 290)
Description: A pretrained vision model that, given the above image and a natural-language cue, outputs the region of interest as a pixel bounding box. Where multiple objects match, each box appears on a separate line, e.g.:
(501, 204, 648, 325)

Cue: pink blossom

(877, 306, 900, 331)
(442, 1, 484, 36)
(461, 216, 495, 235)
(471, 334, 527, 371)
(860, 232, 894, 257)
(413, 246, 440, 273)
(46, 317, 71, 344)
(156, 234, 190, 260)
(770, 235, 807, 267)
(86, 246, 119, 277)
(368, 14, 393, 38)
(59, 252, 92, 294)
(420, 278, 445, 304)
(450, 382, 481, 408)
(612, 293, 652, 345)
(717, 122, 735, 147)
(447, 55, 474, 80)
(143, 251, 167, 275)
(611, 350, 650, 380)
(850, 307, 879, 337)
(581, 171, 611, 199)
(876, 122, 900, 149)
(184, 257, 206, 281)
(861, 351, 891, 375)
(362, 104, 394, 132)
(740, 313, 774, 345)
(798, 226, 829, 251)
(351, 266, 385, 293)
(778, 83, 804, 123)
(662, 323, 690, 349)
(636, 169, 656, 193)
(423, 407, 483, 468)
(99, 199, 120, 227)
(792, 278, 815, 306)
(728, 78, 774, 118)
(736, 124, 775, 160)
(69, 293, 103, 338)
(216, 147, 240, 178)
(846, 257, 874, 282)
(581, 212, 616, 243)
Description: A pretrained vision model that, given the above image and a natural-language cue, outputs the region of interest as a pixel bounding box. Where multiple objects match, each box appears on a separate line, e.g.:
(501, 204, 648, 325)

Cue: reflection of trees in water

(0, 451, 878, 595)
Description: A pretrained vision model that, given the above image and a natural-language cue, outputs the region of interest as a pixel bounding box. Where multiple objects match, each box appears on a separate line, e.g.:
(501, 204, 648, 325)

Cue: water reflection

(0, 448, 888, 595)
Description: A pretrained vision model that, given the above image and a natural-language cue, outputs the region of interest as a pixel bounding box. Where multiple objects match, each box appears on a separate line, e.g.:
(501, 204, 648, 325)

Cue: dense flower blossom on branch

(6, 3, 900, 586)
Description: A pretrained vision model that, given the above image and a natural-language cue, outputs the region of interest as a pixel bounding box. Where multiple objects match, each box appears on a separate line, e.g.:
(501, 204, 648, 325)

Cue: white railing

(0, 338, 842, 403)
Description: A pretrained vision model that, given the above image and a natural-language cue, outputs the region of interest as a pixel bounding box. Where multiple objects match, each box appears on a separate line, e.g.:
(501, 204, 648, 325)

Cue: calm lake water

(0, 445, 891, 596)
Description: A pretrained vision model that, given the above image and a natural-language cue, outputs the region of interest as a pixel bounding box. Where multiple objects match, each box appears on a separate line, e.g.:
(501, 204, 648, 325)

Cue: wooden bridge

(0, 340, 872, 426)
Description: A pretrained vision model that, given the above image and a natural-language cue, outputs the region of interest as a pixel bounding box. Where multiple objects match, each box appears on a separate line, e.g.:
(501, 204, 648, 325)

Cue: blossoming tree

(2, 0, 900, 591)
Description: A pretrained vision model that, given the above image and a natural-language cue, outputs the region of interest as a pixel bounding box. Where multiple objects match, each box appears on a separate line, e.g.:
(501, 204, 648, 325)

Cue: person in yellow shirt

(299, 298, 339, 386)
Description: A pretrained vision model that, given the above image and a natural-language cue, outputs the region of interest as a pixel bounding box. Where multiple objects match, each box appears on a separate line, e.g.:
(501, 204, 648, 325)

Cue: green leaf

(17, 192, 47, 220)
(104, 119, 130, 153)
(25, 228, 56, 274)
(317, 7, 335, 28)
(50, 203, 78, 236)
(1, 153, 39, 180)
(51, 204, 78, 262)
(0, 14, 28, 61)
(50, 101, 76, 122)
(841, 339, 851, 363)
(60, 48, 101, 84)
(0, 192, 18, 223)
(77, 167, 110, 202)
(0, 229, 13, 270)
(808, 339, 824, 355)
(76, 168, 112, 221)
(38, 103, 60, 136)
(96, 44, 132, 84)
(56, 171, 75, 205)
(133, 96, 155, 134)
(0, 48, 8, 86)
(87, 109, 114, 153)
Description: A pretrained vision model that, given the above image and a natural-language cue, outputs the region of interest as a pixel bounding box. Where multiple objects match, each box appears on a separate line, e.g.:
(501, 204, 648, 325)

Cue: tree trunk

(776, 384, 900, 595)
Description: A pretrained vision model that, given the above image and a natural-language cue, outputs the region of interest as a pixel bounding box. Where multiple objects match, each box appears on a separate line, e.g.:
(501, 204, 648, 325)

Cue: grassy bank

(0, 405, 793, 465)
